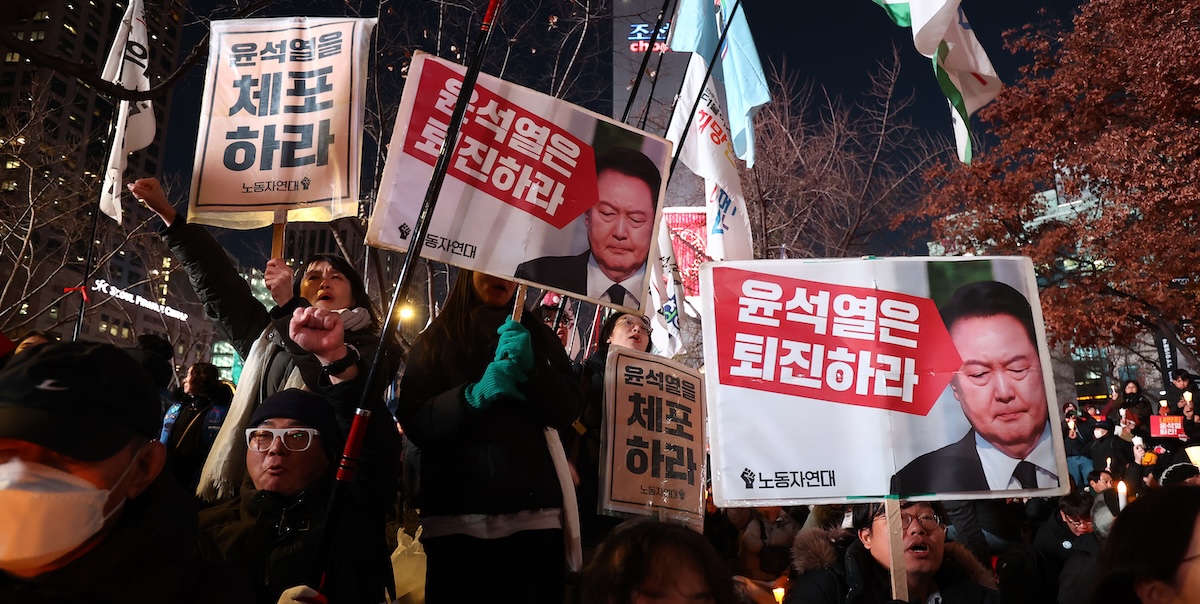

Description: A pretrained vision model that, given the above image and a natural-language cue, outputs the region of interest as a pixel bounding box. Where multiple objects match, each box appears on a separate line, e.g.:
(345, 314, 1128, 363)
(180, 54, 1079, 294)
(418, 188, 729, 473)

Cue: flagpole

(309, 0, 507, 592)
(666, 0, 742, 184)
(71, 190, 106, 341)
(620, 0, 676, 124)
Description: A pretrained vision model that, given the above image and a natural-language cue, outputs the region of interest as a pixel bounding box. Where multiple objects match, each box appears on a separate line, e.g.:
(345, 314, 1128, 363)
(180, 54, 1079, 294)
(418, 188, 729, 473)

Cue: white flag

(99, 0, 154, 222)
(872, 0, 1000, 163)
(666, 54, 755, 262)
(646, 219, 685, 358)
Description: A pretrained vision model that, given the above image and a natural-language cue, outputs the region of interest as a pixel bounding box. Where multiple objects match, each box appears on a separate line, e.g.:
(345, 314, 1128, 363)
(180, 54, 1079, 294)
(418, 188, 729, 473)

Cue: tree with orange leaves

(912, 0, 1200, 367)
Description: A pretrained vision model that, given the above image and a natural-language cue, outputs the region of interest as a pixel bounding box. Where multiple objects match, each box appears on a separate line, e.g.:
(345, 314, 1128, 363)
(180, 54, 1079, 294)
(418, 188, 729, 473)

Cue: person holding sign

(515, 148, 661, 310)
(566, 312, 653, 556)
(395, 269, 582, 603)
(129, 177, 400, 510)
(784, 502, 998, 604)
(892, 280, 1059, 495)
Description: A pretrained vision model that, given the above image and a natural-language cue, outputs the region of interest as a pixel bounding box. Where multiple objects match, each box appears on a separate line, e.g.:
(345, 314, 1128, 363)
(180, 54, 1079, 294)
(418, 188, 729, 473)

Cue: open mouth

(908, 543, 930, 553)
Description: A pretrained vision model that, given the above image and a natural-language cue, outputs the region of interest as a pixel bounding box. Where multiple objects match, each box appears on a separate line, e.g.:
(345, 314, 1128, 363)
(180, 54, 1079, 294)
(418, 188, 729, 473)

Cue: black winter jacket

(396, 305, 583, 517)
(785, 527, 999, 604)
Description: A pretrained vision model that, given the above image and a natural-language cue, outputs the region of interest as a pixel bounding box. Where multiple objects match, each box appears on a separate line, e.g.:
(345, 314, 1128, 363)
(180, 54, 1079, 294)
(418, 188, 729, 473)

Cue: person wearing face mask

(395, 269, 583, 603)
(197, 389, 394, 604)
(0, 341, 251, 603)
(564, 311, 653, 557)
(129, 177, 400, 511)
(785, 501, 999, 604)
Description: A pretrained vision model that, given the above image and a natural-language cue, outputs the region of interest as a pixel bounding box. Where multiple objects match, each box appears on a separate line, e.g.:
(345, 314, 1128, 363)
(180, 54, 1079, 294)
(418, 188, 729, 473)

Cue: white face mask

(1094, 429, 1107, 440)
(0, 456, 136, 572)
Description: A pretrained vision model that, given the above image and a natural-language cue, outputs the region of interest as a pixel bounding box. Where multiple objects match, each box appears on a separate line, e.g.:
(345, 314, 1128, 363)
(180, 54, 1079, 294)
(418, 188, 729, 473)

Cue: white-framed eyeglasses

(245, 427, 321, 452)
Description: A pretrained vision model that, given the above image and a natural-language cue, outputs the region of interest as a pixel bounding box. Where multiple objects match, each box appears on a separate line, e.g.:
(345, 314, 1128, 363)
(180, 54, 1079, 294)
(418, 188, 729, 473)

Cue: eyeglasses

(615, 315, 650, 330)
(1064, 516, 1093, 528)
(900, 513, 943, 531)
(245, 428, 321, 452)
(541, 313, 574, 327)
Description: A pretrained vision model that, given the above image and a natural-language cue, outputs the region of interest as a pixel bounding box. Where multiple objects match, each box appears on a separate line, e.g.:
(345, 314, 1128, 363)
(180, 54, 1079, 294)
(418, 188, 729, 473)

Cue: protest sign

(189, 17, 375, 229)
(600, 347, 705, 530)
(1152, 415, 1184, 439)
(701, 256, 1068, 506)
(366, 53, 672, 314)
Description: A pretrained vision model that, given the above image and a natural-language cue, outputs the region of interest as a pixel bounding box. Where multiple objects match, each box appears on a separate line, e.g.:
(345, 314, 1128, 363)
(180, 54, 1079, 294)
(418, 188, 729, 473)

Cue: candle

(773, 587, 785, 603)
(1162, 399, 1169, 408)
(1106, 457, 1112, 470)
(1187, 391, 1193, 403)
(1117, 481, 1127, 510)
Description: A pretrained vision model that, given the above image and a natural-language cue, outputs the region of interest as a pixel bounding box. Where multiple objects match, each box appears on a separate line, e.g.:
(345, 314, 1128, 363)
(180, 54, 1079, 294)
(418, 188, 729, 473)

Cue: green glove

(495, 318, 534, 373)
(464, 358, 527, 409)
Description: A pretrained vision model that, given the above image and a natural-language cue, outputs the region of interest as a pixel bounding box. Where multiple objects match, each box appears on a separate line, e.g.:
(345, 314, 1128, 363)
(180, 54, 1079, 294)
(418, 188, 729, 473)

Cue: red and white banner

(601, 347, 705, 531)
(367, 53, 673, 313)
(1151, 415, 1184, 439)
(188, 17, 375, 229)
(702, 256, 1067, 505)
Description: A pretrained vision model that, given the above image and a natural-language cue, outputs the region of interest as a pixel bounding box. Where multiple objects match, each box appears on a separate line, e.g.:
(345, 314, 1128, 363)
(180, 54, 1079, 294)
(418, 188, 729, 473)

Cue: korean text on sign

(401, 59, 598, 230)
(603, 349, 705, 529)
(711, 267, 962, 415)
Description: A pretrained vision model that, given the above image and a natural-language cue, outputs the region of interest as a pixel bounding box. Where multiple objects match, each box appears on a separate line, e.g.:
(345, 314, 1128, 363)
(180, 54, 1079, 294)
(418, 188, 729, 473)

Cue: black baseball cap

(0, 341, 161, 461)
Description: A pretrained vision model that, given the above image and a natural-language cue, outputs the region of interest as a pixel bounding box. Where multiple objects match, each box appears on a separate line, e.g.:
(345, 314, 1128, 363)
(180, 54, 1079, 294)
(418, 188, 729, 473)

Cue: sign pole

(886, 498, 909, 601)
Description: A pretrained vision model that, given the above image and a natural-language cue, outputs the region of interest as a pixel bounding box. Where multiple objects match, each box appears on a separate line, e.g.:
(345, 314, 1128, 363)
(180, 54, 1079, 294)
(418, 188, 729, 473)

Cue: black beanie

(249, 389, 344, 460)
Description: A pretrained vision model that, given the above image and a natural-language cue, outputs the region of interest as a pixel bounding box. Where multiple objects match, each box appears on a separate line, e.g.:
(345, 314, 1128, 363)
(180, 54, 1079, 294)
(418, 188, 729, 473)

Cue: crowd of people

(5, 176, 1200, 603)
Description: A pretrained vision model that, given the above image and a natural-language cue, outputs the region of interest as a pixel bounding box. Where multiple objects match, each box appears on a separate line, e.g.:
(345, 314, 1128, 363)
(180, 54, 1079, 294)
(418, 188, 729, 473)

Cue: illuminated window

(4, 53, 19, 63)
(63, 23, 77, 36)
(1, 181, 17, 192)
(29, 31, 45, 42)
(4, 159, 19, 169)
(34, 11, 50, 20)
(18, 303, 28, 315)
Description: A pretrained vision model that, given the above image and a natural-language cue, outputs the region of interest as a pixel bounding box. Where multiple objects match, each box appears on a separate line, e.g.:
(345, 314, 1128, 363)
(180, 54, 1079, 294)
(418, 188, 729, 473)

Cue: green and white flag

(872, 0, 1000, 163)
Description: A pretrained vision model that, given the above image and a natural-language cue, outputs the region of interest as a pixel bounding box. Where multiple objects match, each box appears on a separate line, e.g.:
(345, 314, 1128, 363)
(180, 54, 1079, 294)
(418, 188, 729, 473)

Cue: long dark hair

(290, 253, 378, 325)
(412, 269, 516, 370)
(594, 311, 652, 358)
(1094, 486, 1200, 604)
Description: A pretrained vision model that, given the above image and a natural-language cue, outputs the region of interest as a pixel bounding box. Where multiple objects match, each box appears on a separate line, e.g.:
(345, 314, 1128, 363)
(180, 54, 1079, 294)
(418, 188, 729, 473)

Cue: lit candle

(1118, 481, 1127, 511)
(1162, 399, 1169, 408)
(773, 587, 785, 603)
(1106, 457, 1112, 471)
(1187, 391, 1193, 403)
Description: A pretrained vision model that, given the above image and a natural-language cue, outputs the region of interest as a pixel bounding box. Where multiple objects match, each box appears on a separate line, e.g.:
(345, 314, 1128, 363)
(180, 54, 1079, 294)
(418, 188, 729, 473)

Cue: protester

(785, 501, 999, 604)
(531, 292, 577, 351)
(1170, 369, 1200, 412)
(395, 269, 583, 603)
(12, 330, 51, 356)
(196, 389, 394, 604)
(1033, 490, 1095, 598)
(128, 333, 177, 417)
(1058, 492, 1119, 604)
(160, 362, 234, 491)
(1159, 462, 1200, 487)
(738, 506, 801, 583)
(0, 341, 251, 602)
(1092, 486, 1200, 603)
(1087, 469, 1113, 494)
(1062, 401, 1095, 489)
(892, 281, 1058, 494)
(566, 311, 652, 555)
(129, 177, 400, 508)
(575, 518, 740, 604)
(1089, 420, 1131, 481)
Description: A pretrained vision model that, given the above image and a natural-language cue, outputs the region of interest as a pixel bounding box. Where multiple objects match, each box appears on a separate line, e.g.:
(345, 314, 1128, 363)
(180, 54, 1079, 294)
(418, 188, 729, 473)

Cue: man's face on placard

(949, 313, 1049, 459)
(585, 170, 655, 283)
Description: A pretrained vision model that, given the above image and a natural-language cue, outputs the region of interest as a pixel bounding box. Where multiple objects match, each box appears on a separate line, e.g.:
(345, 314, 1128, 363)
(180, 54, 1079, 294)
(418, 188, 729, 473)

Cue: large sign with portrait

(701, 256, 1069, 506)
(189, 17, 375, 229)
(366, 53, 672, 313)
(600, 347, 705, 530)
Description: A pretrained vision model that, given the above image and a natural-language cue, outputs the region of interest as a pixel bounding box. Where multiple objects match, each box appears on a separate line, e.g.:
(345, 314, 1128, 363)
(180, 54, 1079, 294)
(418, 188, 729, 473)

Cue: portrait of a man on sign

(515, 147, 661, 310)
(891, 280, 1060, 495)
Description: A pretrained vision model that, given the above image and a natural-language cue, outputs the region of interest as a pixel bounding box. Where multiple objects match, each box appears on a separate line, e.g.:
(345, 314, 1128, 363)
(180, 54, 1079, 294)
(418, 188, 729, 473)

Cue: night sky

(157, 0, 1083, 263)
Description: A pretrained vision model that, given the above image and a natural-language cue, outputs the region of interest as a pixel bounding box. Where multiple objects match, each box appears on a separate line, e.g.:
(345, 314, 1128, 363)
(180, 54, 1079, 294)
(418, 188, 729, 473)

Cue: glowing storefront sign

(92, 278, 190, 322)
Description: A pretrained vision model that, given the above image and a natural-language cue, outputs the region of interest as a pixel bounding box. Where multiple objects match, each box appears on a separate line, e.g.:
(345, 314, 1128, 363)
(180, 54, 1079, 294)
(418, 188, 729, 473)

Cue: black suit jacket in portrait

(891, 430, 991, 496)
(514, 251, 590, 297)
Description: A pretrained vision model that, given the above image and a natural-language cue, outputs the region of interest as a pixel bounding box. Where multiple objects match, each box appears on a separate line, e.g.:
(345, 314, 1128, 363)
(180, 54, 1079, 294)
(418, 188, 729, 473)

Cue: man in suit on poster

(891, 280, 1060, 495)
(515, 147, 660, 310)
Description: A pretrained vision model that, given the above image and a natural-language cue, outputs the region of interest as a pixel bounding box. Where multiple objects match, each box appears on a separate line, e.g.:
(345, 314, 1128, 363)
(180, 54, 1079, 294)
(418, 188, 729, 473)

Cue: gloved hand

(277, 585, 327, 604)
(495, 318, 534, 373)
(464, 358, 527, 409)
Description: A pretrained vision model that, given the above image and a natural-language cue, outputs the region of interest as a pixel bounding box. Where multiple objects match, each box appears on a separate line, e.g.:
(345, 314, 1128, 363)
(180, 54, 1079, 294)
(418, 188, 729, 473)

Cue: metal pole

(666, 0, 742, 184)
